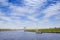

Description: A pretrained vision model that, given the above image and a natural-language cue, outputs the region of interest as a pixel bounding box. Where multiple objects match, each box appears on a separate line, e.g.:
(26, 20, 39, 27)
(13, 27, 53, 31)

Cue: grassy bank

(25, 28, 60, 33)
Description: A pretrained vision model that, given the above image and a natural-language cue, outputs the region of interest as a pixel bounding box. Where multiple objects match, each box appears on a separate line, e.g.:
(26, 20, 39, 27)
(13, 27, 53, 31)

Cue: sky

(0, 0, 60, 29)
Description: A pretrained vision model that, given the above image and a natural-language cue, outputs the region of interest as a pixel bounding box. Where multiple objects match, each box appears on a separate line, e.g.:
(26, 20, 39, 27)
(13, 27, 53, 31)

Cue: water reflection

(0, 30, 60, 40)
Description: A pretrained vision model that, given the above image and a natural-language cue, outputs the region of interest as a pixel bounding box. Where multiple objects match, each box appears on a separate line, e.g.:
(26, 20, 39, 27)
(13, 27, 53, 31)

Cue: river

(0, 30, 60, 40)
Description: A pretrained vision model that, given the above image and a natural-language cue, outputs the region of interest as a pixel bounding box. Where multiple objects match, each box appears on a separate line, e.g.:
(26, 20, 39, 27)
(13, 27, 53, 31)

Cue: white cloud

(43, 2, 60, 18)
(55, 14, 60, 20)
(8, 0, 47, 22)
(0, 16, 12, 22)
(27, 16, 38, 21)
(0, 0, 60, 29)
(24, 0, 47, 6)
(0, 0, 9, 6)
(9, 5, 36, 16)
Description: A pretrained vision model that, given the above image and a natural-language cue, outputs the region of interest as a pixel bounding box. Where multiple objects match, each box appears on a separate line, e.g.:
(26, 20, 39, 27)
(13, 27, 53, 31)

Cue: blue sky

(0, 0, 60, 29)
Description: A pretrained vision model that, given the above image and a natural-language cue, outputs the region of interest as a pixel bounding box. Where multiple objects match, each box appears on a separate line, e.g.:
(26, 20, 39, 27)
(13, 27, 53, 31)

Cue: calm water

(0, 30, 60, 40)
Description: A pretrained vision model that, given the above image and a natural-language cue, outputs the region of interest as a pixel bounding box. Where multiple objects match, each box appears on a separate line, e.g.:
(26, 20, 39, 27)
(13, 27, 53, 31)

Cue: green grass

(26, 28, 60, 33)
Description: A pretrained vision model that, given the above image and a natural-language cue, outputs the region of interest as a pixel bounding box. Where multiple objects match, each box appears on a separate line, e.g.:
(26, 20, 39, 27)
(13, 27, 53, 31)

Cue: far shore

(0, 28, 60, 33)
(0, 29, 22, 32)
(25, 28, 60, 33)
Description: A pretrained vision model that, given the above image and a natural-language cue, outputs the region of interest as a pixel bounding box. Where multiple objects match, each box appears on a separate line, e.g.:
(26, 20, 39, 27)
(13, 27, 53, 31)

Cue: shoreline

(0, 28, 60, 33)
(25, 28, 60, 33)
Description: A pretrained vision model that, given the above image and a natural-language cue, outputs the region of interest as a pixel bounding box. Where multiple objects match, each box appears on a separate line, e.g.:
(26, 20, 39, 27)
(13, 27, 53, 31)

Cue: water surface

(0, 30, 60, 40)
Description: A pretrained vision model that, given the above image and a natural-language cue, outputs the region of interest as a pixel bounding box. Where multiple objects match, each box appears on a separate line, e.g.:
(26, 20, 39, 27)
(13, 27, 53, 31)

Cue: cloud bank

(0, 0, 60, 29)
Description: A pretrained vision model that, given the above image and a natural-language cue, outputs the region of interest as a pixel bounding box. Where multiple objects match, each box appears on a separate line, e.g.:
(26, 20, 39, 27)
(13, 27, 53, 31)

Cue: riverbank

(25, 28, 60, 33)
(0, 29, 17, 32)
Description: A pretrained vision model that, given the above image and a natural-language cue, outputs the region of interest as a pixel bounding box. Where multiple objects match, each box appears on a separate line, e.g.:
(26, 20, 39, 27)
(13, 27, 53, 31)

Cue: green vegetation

(0, 28, 60, 33)
(26, 28, 60, 33)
